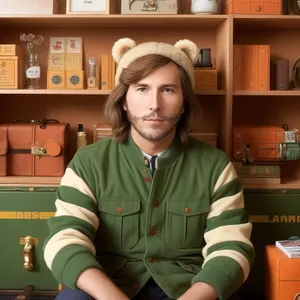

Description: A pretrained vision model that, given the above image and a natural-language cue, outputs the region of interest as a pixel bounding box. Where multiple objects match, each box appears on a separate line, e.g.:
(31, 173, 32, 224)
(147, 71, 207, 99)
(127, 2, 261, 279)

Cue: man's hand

(177, 282, 218, 300)
(77, 268, 130, 300)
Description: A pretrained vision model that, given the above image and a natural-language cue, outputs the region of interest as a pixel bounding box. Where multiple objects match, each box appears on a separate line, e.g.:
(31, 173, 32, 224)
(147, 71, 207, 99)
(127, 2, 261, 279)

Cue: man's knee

(55, 287, 94, 300)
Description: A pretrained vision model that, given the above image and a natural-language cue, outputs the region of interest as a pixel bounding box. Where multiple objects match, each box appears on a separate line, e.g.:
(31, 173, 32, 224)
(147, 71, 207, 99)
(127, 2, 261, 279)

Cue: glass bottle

(25, 49, 41, 89)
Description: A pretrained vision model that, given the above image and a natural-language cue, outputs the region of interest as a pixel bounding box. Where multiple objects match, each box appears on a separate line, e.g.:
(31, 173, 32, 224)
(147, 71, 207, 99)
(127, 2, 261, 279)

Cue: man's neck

(130, 127, 175, 156)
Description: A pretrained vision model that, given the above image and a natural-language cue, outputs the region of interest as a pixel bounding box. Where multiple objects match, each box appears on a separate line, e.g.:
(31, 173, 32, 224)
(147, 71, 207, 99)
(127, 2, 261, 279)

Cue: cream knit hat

(112, 38, 199, 88)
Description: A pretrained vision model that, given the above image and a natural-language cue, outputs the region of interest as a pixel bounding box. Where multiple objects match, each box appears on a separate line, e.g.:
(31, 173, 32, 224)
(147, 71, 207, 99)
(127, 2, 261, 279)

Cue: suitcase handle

(14, 119, 60, 129)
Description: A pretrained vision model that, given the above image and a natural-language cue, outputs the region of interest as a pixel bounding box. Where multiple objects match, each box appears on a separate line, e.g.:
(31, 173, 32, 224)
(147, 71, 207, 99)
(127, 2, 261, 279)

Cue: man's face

(123, 62, 184, 142)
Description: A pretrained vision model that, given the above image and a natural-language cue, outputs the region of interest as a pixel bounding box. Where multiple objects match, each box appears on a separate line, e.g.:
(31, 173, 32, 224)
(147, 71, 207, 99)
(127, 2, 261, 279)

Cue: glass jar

(25, 51, 41, 89)
(191, 0, 219, 14)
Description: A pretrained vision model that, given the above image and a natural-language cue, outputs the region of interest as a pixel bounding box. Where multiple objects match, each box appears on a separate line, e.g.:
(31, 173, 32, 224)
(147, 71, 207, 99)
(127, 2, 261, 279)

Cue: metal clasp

(142, 1, 158, 11)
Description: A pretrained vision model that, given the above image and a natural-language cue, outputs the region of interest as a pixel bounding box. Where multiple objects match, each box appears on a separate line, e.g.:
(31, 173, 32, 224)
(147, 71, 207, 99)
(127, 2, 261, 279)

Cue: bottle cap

(77, 124, 83, 132)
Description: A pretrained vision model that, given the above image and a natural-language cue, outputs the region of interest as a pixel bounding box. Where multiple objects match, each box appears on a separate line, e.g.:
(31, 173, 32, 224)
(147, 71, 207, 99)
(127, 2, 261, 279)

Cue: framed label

(66, 0, 109, 14)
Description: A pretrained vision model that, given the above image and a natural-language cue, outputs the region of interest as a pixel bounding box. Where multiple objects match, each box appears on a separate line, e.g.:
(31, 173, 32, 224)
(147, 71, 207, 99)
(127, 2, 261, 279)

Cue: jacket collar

(120, 130, 185, 169)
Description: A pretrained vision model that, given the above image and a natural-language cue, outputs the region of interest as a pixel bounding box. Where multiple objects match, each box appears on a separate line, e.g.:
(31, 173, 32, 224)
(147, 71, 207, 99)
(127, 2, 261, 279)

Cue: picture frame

(66, 0, 110, 14)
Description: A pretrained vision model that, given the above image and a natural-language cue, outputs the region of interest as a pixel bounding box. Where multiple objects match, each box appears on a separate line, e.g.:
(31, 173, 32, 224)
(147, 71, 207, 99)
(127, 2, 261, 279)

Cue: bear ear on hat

(174, 39, 199, 66)
(112, 38, 136, 64)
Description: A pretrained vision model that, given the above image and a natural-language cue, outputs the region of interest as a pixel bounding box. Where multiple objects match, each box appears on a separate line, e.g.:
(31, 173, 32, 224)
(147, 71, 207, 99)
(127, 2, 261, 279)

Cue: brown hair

(104, 54, 201, 144)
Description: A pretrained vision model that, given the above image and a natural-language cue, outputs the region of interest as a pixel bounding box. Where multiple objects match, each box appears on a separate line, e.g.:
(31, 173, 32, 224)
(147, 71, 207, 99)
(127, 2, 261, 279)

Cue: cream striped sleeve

(43, 151, 102, 289)
(191, 155, 255, 300)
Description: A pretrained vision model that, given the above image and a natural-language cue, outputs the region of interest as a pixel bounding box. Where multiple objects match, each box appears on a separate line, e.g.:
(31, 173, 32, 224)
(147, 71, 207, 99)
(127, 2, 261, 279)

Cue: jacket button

(149, 229, 156, 236)
(144, 177, 151, 183)
(187, 265, 194, 271)
(117, 207, 123, 213)
(153, 201, 159, 207)
(142, 168, 148, 173)
(185, 207, 191, 214)
(148, 257, 155, 263)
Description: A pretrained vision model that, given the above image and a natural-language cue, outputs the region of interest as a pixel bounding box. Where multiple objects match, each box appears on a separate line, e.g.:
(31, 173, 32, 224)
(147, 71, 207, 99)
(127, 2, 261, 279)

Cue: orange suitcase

(265, 245, 300, 300)
(0, 119, 70, 176)
(232, 125, 285, 163)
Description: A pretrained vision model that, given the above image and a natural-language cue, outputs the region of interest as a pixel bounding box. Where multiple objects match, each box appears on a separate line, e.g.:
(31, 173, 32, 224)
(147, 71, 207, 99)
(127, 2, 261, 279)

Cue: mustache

(141, 112, 180, 122)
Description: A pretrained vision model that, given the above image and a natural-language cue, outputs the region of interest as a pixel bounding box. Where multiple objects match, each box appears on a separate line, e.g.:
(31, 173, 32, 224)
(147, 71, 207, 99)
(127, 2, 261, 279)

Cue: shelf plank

(233, 90, 300, 96)
(234, 14, 300, 29)
(0, 14, 228, 28)
(0, 177, 61, 187)
(0, 89, 225, 96)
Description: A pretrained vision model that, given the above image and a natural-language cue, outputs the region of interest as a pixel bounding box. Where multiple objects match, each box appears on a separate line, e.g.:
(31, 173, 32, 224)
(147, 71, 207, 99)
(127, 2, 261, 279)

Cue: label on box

(70, 0, 107, 12)
(67, 37, 82, 54)
(50, 38, 66, 54)
(26, 66, 40, 79)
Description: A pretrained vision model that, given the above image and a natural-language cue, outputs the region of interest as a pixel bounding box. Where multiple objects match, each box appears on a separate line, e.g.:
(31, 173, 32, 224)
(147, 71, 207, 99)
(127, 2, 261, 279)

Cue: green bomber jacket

(43, 132, 255, 300)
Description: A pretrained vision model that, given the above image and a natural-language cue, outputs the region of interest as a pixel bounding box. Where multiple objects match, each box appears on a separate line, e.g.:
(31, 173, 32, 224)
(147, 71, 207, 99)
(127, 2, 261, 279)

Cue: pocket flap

(0, 125, 8, 156)
(167, 200, 209, 216)
(99, 201, 140, 216)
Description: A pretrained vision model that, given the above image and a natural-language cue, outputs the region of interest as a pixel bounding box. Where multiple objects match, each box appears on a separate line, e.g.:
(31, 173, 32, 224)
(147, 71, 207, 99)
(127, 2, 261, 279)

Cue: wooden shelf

(0, 14, 228, 28)
(233, 90, 300, 96)
(244, 180, 300, 189)
(234, 14, 300, 29)
(0, 89, 225, 96)
(0, 177, 61, 187)
(1, 176, 299, 189)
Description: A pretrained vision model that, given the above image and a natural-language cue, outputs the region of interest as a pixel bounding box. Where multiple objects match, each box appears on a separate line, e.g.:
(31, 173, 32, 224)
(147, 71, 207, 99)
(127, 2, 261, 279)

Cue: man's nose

(149, 90, 161, 111)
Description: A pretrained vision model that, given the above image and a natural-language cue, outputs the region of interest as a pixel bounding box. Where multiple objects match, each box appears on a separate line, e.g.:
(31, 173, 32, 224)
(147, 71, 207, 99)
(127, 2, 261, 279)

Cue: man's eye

(164, 88, 173, 93)
(137, 87, 147, 92)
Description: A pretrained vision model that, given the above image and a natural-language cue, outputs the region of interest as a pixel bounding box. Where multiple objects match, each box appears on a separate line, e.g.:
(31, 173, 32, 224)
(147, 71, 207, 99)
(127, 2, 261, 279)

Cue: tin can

(278, 143, 300, 160)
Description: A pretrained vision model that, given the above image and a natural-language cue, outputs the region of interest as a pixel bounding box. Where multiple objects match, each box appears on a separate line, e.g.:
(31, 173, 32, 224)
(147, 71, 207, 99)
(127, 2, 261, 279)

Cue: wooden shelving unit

(1, 9, 300, 189)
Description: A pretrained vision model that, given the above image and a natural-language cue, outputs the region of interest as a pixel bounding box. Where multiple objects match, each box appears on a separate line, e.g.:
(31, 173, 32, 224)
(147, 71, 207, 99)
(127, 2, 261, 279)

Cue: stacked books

(232, 162, 281, 185)
(275, 239, 300, 258)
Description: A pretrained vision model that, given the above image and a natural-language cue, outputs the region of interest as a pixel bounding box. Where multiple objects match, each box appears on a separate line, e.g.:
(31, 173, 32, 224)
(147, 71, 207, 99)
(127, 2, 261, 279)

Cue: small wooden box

(265, 245, 300, 300)
(66, 70, 84, 89)
(121, 0, 179, 14)
(233, 45, 270, 91)
(194, 68, 217, 90)
(0, 56, 20, 89)
(48, 53, 66, 70)
(0, 0, 59, 14)
(66, 54, 82, 70)
(47, 70, 66, 89)
(0, 45, 17, 56)
(224, 0, 281, 14)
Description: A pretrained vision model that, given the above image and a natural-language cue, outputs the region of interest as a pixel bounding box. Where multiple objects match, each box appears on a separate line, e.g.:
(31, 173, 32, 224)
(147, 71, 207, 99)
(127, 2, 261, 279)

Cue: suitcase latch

(31, 147, 48, 157)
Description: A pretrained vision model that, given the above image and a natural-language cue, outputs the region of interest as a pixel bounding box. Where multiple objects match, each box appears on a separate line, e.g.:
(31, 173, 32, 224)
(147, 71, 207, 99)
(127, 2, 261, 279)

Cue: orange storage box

(265, 245, 300, 300)
(224, 0, 281, 14)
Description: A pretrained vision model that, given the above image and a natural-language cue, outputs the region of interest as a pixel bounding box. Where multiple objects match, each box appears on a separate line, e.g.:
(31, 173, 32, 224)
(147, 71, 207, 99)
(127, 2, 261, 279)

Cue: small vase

(25, 49, 41, 89)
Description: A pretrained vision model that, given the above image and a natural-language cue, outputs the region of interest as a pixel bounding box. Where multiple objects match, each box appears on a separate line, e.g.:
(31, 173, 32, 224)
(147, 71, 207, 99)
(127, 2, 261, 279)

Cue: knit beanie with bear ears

(111, 38, 199, 88)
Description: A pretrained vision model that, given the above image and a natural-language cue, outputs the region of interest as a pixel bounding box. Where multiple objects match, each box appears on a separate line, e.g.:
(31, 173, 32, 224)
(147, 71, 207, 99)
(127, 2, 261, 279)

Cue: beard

(126, 108, 182, 141)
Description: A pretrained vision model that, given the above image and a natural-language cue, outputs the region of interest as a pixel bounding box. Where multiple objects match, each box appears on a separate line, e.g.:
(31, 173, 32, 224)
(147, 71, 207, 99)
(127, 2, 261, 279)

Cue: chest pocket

(166, 199, 209, 249)
(98, 200, 140, 249)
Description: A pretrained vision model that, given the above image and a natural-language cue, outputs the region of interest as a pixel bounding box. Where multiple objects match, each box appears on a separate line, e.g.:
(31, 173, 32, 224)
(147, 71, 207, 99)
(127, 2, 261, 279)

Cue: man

(43, 38, 255, 300)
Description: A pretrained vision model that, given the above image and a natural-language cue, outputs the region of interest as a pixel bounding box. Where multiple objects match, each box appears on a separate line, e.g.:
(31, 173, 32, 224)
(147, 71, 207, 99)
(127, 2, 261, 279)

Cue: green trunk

(241, 188, 300, 296)
(0, 187, 59, 291)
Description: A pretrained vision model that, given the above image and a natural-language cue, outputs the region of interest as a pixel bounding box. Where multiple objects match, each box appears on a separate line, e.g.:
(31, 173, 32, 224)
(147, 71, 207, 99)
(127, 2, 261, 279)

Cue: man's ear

(122, 99, 127, 111)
